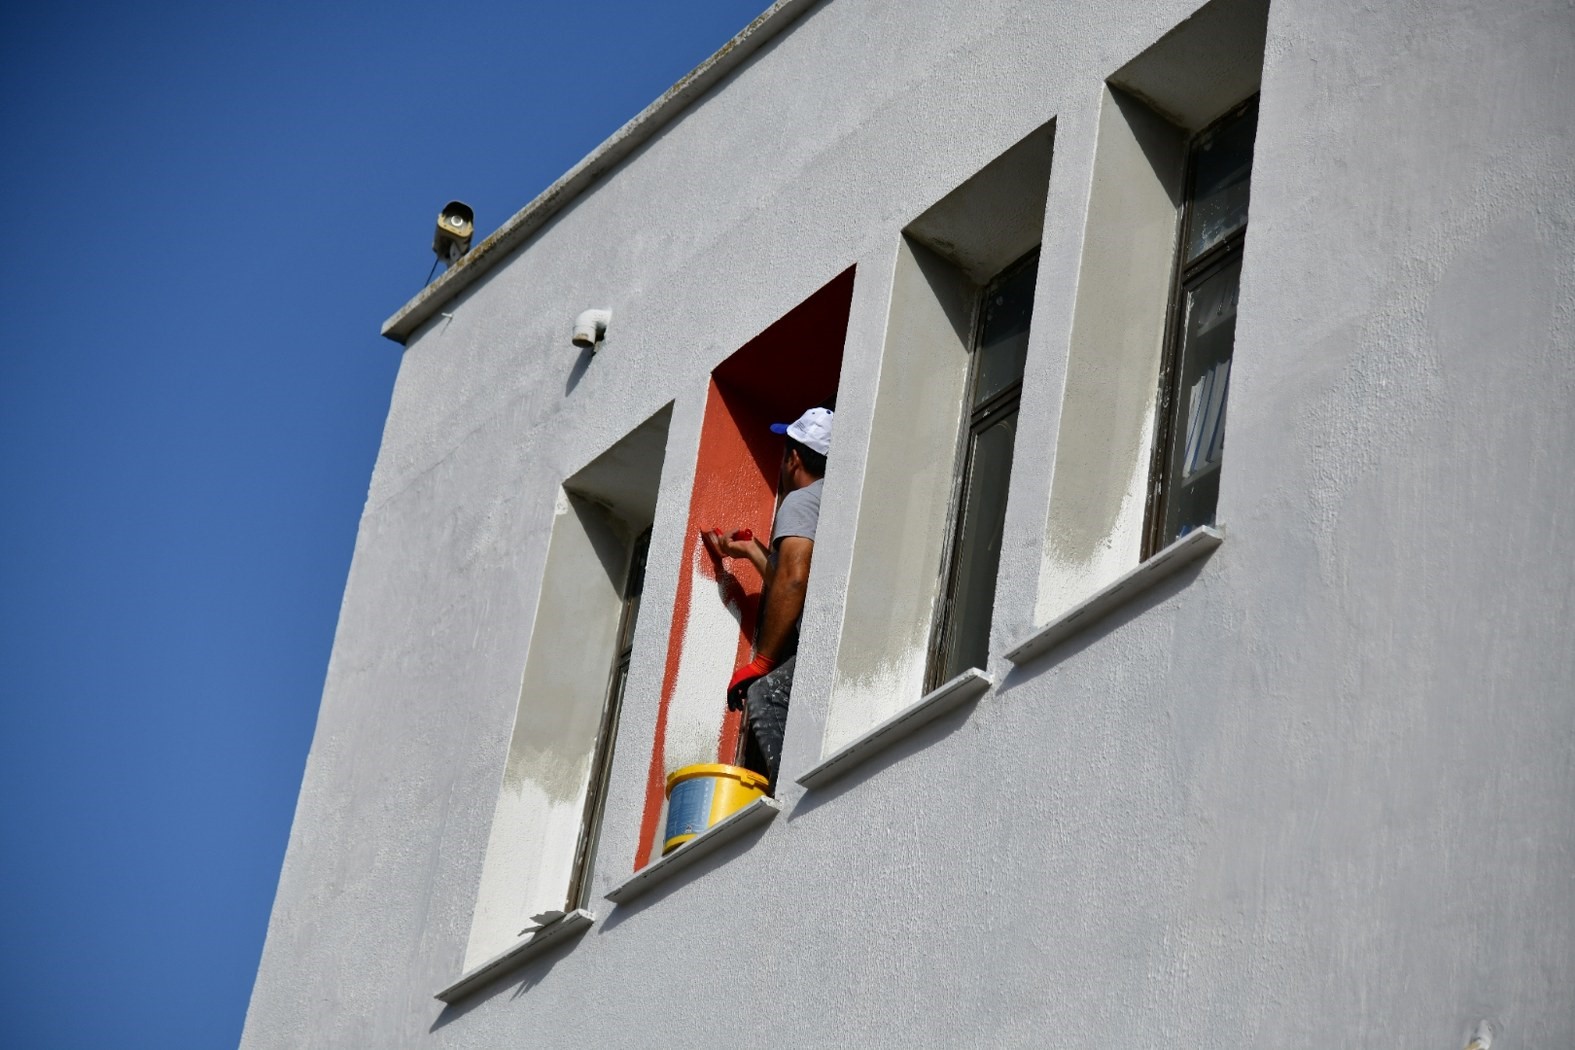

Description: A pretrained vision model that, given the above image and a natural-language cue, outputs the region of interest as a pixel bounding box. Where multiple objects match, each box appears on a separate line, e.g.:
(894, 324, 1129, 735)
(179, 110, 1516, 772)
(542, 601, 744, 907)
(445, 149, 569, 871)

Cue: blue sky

(0, 2, 767, 1045)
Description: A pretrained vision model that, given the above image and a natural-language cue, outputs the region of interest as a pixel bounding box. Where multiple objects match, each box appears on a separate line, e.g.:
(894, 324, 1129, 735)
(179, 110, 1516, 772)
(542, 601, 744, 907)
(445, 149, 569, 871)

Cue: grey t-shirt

(764, 478, 822, 657)
(771, 478, 822, 548)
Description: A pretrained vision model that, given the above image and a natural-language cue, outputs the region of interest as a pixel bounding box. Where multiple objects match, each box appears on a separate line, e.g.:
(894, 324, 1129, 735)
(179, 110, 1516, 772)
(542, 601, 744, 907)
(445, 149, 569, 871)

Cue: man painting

(715, 407, 831, 791)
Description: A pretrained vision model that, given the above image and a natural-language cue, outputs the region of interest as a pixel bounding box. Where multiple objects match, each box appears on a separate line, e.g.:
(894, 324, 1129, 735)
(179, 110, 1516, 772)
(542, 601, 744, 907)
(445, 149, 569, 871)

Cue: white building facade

(244, 0, 1575, 1045)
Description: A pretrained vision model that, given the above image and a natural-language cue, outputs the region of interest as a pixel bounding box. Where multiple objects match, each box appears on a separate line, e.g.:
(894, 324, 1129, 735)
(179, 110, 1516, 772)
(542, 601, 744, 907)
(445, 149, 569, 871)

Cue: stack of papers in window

(1182, 359, 1230, 479)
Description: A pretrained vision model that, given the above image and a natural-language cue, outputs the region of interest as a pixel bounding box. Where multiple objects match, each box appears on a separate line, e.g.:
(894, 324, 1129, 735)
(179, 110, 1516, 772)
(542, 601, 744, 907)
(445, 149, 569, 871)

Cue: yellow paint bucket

(662, 763, 768, 854)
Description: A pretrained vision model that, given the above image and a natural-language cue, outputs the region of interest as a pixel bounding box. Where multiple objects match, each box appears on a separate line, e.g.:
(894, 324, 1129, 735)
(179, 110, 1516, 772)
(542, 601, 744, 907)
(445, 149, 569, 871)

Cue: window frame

(564, 526, 651, 911)
(926, 247, 1041, 693)
(1143, 95, 1258, 558)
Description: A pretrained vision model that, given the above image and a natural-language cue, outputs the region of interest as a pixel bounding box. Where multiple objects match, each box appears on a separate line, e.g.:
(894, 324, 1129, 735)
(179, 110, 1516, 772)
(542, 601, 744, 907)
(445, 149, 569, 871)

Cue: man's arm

(724, 534, 813, 709)
(754, 536, 812, 662)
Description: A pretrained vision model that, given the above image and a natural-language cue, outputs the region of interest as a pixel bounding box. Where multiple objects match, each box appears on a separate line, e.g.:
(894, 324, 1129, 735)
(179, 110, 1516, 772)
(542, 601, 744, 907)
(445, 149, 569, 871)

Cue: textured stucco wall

(244, 0, 1575, 1046)
(826, 238, 972, 752)
(1038, 86, 1180, 622)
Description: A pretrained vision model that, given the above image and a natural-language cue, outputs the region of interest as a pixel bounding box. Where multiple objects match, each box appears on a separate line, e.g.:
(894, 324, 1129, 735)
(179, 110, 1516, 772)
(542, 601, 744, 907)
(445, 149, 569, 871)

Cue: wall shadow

(784, 691, 984, 821)
(564, 343, 595, 394)
(997, 558, 1211, 692)
(596, 819, 776, 933)
(426, 926, 588, 1031)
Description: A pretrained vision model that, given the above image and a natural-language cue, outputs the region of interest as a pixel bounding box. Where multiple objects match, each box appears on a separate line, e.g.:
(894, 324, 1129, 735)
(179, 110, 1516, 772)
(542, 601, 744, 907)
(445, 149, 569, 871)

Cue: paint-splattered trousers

(744, 655, 796, 790)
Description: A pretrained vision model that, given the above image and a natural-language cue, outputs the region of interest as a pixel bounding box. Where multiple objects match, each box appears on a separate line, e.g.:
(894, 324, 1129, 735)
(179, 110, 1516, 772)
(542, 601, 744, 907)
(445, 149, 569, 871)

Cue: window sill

(1005, 525, 1223, 667)
(434, 908, 595, 1004)
(796, 667, 994, 790)
(604, 796, 782, 906)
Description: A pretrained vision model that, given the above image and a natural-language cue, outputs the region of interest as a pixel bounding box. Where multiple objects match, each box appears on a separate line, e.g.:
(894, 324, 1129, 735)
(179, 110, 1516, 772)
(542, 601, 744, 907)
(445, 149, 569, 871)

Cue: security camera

(572, 309, 611, 351)
(432, 201, 474, 266)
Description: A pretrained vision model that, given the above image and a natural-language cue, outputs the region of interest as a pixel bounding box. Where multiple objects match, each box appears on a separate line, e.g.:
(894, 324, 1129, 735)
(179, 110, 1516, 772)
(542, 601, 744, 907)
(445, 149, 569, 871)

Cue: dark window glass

(1148, 98, 1256, 553)
(972, 261, 1038, 408)
(1184, 104, 1257, 263)
(566, 527, 650, 909)
(930, 251, 1038, 690)
(1158, 256, 1240, 545)
(940, 411, 1017, 678)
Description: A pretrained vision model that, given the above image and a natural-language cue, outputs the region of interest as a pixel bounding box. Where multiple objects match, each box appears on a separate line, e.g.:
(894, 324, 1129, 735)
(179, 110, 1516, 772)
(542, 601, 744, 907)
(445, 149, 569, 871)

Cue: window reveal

(1147, 97, 1258, 553)
(565, 526, 650, 911)
(928, 250, 1040, 691)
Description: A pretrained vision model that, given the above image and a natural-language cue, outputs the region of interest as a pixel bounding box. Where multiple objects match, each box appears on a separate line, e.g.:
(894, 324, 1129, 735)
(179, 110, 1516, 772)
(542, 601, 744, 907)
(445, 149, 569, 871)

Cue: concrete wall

(245, 0, 1575, 1046)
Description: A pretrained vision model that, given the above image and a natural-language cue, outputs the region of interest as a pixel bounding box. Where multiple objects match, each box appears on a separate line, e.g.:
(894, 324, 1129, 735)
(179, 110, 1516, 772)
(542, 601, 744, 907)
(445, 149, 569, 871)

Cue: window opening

(634, 269, 852, 869)
(1146, 96, 1257, 554)
(565, 526, 651, 910)
(462, 403, 670, 971)
(928, 249, 1040, 691)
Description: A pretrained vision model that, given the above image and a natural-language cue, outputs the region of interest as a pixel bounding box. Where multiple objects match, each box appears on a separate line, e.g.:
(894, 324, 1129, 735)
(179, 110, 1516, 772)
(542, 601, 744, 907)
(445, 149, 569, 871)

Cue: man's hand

(707, 528, 769, 577)
(726, 653, 777, 710)
(714, 528, 753, 557)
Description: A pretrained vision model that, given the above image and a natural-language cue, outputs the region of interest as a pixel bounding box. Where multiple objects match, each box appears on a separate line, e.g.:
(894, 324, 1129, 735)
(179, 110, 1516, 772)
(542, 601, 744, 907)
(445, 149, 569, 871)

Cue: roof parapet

(381, 0, 821, 344)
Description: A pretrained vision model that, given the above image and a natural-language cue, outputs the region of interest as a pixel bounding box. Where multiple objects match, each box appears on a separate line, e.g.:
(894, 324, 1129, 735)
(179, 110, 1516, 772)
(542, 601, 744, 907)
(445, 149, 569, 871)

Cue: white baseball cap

(770, 407, 833, 456)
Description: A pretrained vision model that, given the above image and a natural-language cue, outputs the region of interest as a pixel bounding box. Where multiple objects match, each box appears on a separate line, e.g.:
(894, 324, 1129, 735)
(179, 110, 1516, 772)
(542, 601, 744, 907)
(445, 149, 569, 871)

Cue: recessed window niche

(630, 270, 853, 869)
(461, 404, 671, 973)
(820, 119, 1054, 759)
(1034, 0, 1267, 625)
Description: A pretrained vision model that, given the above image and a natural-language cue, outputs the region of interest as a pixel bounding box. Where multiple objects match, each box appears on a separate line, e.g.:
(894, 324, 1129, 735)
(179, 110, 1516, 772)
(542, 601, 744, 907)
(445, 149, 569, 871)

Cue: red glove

(726, 654, 777, 710)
